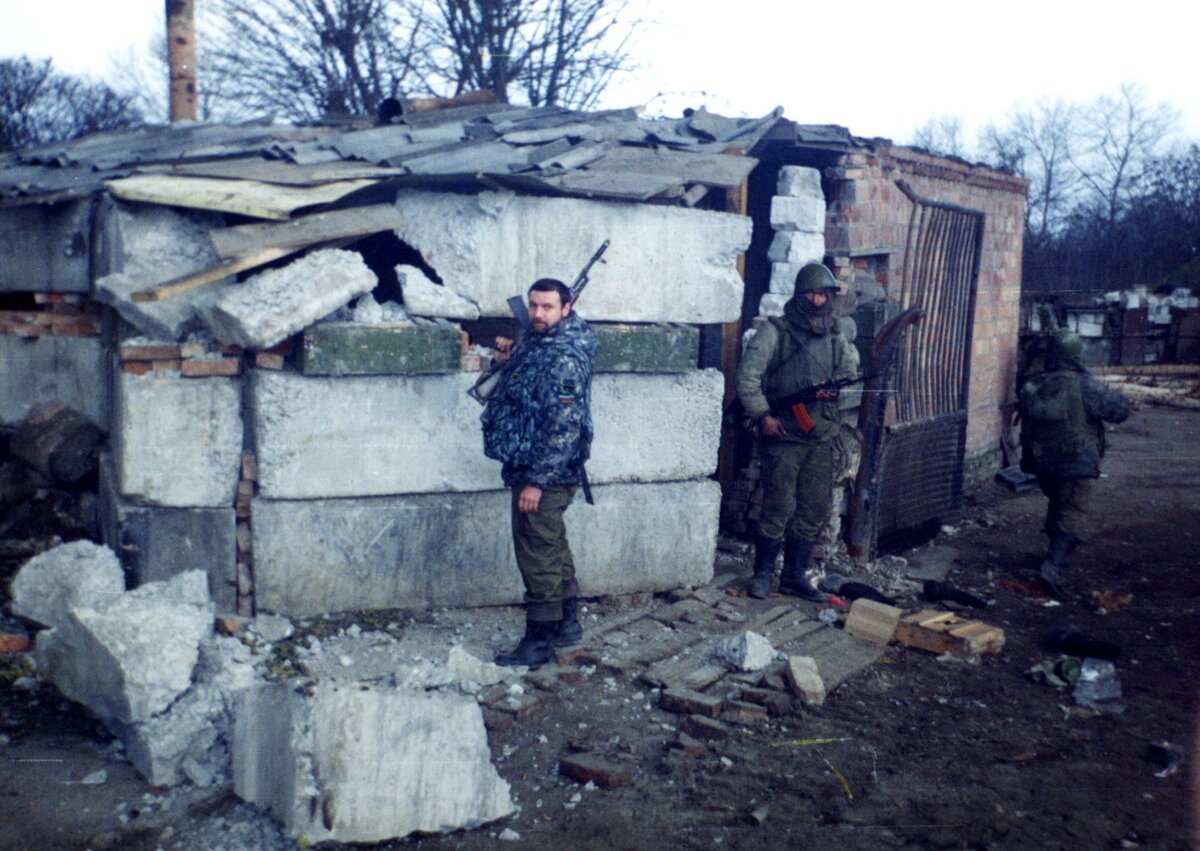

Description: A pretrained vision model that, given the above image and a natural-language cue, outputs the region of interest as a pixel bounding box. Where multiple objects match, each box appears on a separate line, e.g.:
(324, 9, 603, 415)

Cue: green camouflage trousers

(511, 485, 579, 621)
(1038, 476, 1094, 538)
(757, 439, 834, 542)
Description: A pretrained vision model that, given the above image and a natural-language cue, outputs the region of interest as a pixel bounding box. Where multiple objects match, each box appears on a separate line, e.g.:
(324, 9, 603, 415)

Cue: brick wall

(824, 147, 1027, 468)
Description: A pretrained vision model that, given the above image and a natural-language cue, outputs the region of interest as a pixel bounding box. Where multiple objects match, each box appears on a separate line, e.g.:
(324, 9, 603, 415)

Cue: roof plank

(590, 146, 757, 189)
(208, 204, 406, 258)
(105, 174, 379, 220)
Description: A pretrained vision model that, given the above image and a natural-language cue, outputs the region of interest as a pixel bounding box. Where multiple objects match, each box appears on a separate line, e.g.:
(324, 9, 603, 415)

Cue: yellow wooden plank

(105, 175, 380, 221)
(208, 204, 406, 258)
(130, 246, 294, 303)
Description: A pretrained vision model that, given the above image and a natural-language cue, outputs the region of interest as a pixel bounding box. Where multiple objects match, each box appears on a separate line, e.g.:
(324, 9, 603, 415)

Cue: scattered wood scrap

(894, 610, 1005, 657)
(208, 204, 406, 259)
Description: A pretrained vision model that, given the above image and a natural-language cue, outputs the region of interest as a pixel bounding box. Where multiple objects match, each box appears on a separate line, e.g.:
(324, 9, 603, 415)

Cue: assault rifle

(469, 240, 610, 404)
(724, 374, 874, 433)
(506, 240, 609, 330)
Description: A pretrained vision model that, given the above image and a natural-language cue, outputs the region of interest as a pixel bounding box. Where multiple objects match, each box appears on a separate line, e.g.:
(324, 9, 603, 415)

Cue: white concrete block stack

(247, 190, 750, 614)
(761, 166, 827, 318)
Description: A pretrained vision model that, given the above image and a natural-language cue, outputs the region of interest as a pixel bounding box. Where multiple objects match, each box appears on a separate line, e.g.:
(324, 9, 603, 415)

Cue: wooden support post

(166, 0, 197, 122)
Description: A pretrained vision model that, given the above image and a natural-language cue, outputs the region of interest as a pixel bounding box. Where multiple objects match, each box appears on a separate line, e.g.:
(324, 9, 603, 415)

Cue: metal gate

(875, 181, 985, 543)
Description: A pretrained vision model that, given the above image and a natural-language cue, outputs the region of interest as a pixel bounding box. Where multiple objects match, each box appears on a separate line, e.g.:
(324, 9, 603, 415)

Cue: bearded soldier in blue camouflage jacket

(482, 278, 596, 668)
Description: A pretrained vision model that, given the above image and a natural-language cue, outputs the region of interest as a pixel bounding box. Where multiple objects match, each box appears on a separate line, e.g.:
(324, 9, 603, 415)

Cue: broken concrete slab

(390, 191, 750, 323)
(198, 249, 375, 349)
(447, 645, 522, 688)
(93, 201, 229, 340)
(715, 631, 776, 672)
(903, 544, 958, 582)
(252, 479, 719, 615)
(233, 680, 514, 842)
(35, 571, 214, 725)
(759, 293, 787, 318)
(9, 540, 124, 630)
(590, 323, 699, 373)
(776, 165, 823, 198)
(397, 265, 480, 319)
(769, 195, 826, 233)
(785, 655, 826, 705)
(0, 336, 107, 426)
(111, 369, 243, 508)
(300, 319, 462, 376)
(250, 370, 722, 499)
(767, 231, 825, 265)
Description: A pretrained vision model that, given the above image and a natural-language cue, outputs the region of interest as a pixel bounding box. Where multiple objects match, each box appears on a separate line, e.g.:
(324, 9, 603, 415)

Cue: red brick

(672, 732, 708, 758)
(118, 343, 182, 362)
(241, 453, 258, 482)
(721, 699, 769, 725)
(181, 357, 241, 377)
(680, 714, 731, 741)
(0, 634, 32, 653)
(254, 352, 286, 370)
(559, 754, 634, 789)
(660, 688, 724, 718)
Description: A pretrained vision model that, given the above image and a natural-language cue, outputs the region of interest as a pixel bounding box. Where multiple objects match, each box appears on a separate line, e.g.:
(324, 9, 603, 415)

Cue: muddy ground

(2, 405, 1198, 851)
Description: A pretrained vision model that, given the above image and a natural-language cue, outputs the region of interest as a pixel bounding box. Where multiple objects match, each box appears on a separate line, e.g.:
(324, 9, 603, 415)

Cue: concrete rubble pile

(82, 189, 751, 616)
(10, 541, 517, 842)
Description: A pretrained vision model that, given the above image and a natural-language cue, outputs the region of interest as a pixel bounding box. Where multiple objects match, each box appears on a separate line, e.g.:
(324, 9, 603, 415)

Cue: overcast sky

(4, 0, 1198, 147)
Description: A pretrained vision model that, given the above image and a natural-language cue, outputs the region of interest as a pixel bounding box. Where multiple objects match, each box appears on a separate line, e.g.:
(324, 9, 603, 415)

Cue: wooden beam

(209, 204, 406, 259)
(105, 175, 379, 221)
(129, 246, 294, 303)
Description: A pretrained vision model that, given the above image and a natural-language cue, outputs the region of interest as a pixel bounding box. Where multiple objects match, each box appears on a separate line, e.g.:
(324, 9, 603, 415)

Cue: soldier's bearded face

(528, 290, 571, 333)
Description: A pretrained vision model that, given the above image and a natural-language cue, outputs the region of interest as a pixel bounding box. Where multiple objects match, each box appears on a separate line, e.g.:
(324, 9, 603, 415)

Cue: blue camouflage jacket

(481, 312, 596, 489)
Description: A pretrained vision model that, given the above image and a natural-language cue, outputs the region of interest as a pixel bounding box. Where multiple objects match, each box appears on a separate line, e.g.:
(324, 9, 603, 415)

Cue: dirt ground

(2, 405, 1198, 851)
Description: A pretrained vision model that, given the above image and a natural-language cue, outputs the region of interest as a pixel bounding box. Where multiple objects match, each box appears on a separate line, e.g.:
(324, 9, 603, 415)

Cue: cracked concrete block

(233, 680, 514, 842)
(35, 571, 214, 725)
(759, 293, 788, 318)
(767, 231, 825, 265)
(776, 166, 823, 198)
(10, 541, 124, 630)
(93, 202, 228, 341)
(390, 191, 750, 323)
(397, 265, 480, 319)
(770, 195, 826, 233)
(199, 249, 376, 349)
(251, 369, 722, 499)
(769, 262, 803, 295)
(785, 655, 826, 705)
(0, 336, 107, 426)
(252, 479, 719, 615)
(112, 369, 242, 507)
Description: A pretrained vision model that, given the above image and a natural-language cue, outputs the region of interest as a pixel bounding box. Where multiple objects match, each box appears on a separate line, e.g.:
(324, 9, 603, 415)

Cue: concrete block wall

(758, 167, 827, 318)
(823, 148, 1027, 480)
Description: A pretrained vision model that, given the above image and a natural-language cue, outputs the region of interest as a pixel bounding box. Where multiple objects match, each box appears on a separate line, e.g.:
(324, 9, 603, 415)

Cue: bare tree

(981, 99, 1079, 242)
(520, 0, 635, 108)
(0, 56, 142, 150)
(202, 0, 427, 122)
(909, 115, 966, 158)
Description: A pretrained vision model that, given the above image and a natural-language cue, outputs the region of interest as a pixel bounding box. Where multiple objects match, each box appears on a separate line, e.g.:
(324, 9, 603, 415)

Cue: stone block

(99, 455, 237, 613)
(843, 598, 902, 646)
(714, 631, 776, 672)
(769, 195, 826, 233)
(785, 655, 826, 705)
(776, 166, 822, 199)
(591, 323, 699, 373)
(10, 540, 124, 630)
(767, 231, 826, 265)
(232, 680, 514, 843)
(251, 479, 719, 615)
(199, 249, 376, 349)
(0, 335, 108, 427)
(758, 293, 788, 318)
(35, 571, 213, 725)
(390, 191, 750, 323)
(112, 369, 243, 507)
(300, 320, 462, 376)
(769, 262, 800, 295)
(397, 265, 480, 319)
(251, 370, 722, 499)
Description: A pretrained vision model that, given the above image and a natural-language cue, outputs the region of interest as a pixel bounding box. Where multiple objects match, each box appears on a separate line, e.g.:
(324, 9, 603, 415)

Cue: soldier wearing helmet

(1019, 327, 1131, 596)
(735, 262, 860, 600)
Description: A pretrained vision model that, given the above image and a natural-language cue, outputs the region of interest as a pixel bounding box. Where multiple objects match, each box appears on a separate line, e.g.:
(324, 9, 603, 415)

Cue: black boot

(495, 616, 558, 668)
(1039, 533, 1080, 597)
(778, 537, 824, 602)
(748, 536, 782, 599)
(553, 597, 583, 647)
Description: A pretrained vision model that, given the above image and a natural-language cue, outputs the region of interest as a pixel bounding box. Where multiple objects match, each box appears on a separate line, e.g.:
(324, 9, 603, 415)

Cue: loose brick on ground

(680, 714, 731, 741)
(660, 688, 725, 718)
(558, 754, 634, 789)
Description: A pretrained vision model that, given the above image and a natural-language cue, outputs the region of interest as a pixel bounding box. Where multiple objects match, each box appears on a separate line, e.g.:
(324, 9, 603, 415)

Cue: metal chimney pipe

(167, 0, 197, 121)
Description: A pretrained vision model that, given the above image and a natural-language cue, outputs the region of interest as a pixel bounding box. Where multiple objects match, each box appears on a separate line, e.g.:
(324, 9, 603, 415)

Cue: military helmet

(1049, 328, 1083, 359)
(793, 262, 838, 293)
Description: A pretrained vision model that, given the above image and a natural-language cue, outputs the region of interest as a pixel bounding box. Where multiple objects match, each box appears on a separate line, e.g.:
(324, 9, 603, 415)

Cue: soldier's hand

(518, 485, 543, 513)
(492, 336, 514, 364)
(814, 379, 839, 400)
(759, 414, 786, 438)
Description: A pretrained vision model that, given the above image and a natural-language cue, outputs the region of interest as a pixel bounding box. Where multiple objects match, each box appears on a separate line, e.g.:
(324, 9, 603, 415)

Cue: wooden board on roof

(594, 146, 758, 189)
(153, 158, 406, 187)
(104, 174, 379, 220)
(208, 204, 406, 259)
(532, 170, 678, 201)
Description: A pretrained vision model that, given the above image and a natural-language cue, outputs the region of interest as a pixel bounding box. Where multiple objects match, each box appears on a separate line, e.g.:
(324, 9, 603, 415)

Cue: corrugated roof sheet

(0, 103, 829, 209)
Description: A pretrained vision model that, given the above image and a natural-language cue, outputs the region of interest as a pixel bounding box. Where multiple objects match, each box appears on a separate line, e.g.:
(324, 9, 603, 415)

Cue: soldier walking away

(1019, 328, 1131, 597)
(736, 262, 860, 600)
(481, 279, 596, 668)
